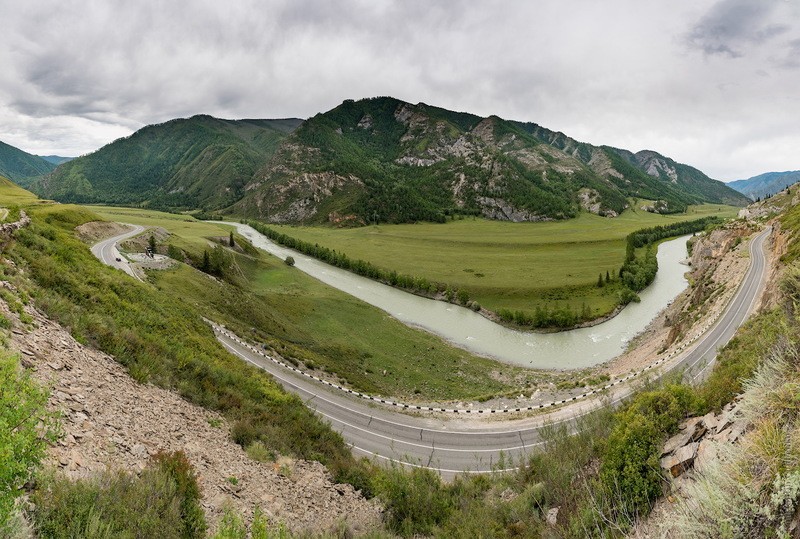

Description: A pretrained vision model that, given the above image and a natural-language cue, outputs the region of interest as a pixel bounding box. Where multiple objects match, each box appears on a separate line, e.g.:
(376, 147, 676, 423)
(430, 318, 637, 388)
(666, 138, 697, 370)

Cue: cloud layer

(1, 0, 798, 180)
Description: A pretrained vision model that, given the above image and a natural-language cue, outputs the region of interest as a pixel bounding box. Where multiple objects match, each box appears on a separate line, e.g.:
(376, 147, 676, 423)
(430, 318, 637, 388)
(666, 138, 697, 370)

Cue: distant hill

(728, 171, 800, 201)
(31, 115, 303, 210)
(38, 155, 74, 165)
(0, 140, 56, 182)
(232, 97, 749, 223)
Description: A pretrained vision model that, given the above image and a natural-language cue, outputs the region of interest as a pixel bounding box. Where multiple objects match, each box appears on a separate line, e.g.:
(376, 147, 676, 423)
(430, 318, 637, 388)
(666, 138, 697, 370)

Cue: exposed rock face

(659, 399, 746, 479)
(0, 210, 31, 251)
(0, 210, 30, 233)
(251, 169, 363, 224)
(2, 299, 382, 534)
(660, 442, 699, 478)
(476, 196, 551, 222)
(577, 188, 618, 217)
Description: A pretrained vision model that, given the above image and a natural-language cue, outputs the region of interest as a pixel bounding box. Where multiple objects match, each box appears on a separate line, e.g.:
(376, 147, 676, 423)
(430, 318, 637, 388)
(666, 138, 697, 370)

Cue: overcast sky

(1, 0, 798, 181)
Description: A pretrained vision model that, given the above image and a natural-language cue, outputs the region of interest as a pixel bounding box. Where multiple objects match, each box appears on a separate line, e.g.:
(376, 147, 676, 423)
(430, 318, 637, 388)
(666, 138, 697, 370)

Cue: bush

(599, 384, 701, 522)
(372, 466, 452, 536)
(245, 441, 275, 463)
(284, 256, 295, 267)
(32, 452, 207, 538)
(0, 352, 54, 532)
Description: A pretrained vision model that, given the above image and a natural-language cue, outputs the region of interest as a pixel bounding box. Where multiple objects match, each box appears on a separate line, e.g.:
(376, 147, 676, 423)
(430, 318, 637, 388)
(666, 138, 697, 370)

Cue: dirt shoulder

(74, 220, 131, 243)
(2, 292, 382, 534)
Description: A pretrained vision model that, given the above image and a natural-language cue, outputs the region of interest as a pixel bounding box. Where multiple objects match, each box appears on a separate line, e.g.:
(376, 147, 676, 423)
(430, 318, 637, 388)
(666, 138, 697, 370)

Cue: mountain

(728, 170, 800, 201)
(31, 115, 302, 210)
(30, 97, 748, 223)
(0, 140, 57, 182)
(516, 123, 750, 207)
(232, 97, 749, 224)
(38, 155, 74, 165)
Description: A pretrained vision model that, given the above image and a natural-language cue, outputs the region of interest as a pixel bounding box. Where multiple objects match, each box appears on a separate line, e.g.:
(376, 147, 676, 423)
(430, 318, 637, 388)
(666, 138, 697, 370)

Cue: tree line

(246, 220, 481, 310)
(618, 216, 722, 301)
(247, 215, 722, 329)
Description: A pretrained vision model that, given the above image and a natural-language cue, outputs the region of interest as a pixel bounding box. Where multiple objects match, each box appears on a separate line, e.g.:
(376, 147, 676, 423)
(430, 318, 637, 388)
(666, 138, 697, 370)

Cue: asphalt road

(94, 225, 771, 477)
(90, 224, 145, 279)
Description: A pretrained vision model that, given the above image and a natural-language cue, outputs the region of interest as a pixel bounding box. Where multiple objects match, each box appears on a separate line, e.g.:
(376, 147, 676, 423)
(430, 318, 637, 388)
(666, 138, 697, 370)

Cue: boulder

(662, 429, 693, 457)
(546, 507, 559, 526)
(694, 440, 718, 475)
(727, 421, 748, 443)
(700, 412, 719, 434)
(660, 442, 699, 478)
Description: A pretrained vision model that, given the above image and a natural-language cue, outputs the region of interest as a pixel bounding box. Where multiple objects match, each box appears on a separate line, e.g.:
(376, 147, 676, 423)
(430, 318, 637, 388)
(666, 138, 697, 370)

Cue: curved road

(90, 224, 145, 280)
(95, 226, 771, 477)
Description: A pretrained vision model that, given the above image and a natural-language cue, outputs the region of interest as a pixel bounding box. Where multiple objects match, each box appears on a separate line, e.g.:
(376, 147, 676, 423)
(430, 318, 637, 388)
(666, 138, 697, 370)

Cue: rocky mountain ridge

(234, 97, 748, 224)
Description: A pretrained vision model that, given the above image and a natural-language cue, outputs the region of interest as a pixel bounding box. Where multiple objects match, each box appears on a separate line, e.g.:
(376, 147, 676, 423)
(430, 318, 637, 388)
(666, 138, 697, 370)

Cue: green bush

(0, 352, 54, 532)
(372, 466, 452, 536)
(599, 384, 701, 522)
(32, 452, 207, 538)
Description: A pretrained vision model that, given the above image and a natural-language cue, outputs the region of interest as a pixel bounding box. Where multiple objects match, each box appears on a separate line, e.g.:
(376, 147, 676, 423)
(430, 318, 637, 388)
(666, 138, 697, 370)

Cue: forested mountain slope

(0, 140, 56, 183)
(27, 97, 747, 223)
(31, 115, 302, 210)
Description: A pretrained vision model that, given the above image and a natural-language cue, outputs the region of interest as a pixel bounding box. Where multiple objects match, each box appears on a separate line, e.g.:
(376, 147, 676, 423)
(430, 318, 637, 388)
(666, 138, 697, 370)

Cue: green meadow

(270, 204, 737, 318)
(87, 204, 523, 401)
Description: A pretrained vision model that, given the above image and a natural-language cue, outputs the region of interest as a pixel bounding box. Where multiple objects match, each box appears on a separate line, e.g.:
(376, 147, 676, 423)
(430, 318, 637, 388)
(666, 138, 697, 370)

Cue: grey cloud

(780, 38, 800, 68)
(685, 0, 786, 57)
(0, 0, 798, 180)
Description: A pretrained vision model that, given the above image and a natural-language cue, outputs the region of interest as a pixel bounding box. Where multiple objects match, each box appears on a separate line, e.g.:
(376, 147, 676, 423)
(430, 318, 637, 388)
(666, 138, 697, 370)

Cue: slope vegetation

(0, 140, 56, 183)
(31, 115, 301, 210)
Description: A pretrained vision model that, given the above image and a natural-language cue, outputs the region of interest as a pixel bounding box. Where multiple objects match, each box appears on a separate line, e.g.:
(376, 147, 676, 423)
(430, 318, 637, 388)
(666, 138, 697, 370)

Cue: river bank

(222, 221, 692, 370)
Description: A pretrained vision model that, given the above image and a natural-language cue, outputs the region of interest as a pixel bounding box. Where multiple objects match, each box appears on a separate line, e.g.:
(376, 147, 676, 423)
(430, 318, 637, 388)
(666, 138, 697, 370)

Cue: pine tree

(201, 250, 210, 272)
(605, 270, 611, 284)
(597, 273, 604, 287)
(229, 231, 235, 247)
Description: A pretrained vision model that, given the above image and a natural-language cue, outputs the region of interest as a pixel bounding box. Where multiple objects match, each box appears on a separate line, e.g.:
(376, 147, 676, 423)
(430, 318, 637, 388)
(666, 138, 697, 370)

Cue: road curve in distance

(90, 224, 146, 280)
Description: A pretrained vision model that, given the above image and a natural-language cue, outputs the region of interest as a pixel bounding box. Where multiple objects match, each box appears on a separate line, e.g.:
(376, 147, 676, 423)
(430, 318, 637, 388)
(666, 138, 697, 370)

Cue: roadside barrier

(209, 311, 721, 414)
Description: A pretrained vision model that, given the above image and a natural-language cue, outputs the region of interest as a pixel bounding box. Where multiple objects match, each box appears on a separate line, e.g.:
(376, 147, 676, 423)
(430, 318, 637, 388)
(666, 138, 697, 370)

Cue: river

(220, 222, 690, 370)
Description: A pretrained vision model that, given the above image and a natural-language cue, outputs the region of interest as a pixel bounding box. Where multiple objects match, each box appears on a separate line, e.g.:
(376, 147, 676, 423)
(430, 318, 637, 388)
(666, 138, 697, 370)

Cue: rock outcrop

(659, 399, 745, 480)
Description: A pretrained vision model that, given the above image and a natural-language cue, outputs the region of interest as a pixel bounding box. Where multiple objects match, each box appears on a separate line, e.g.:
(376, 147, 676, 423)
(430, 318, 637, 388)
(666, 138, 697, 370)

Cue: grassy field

(269, 204, 738, 318)
(86, 205, 523, 401)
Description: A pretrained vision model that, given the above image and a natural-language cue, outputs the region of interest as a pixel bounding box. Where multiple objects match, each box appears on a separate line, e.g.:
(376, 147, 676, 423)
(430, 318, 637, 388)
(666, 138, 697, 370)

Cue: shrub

(284, 256, 295, 267)
(0, 352, 54, 532)
(599, 384, 701, 522)
(372, 466, 452, 536)
(33, 452, 207, 538)
(245, 441, 275, 463)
